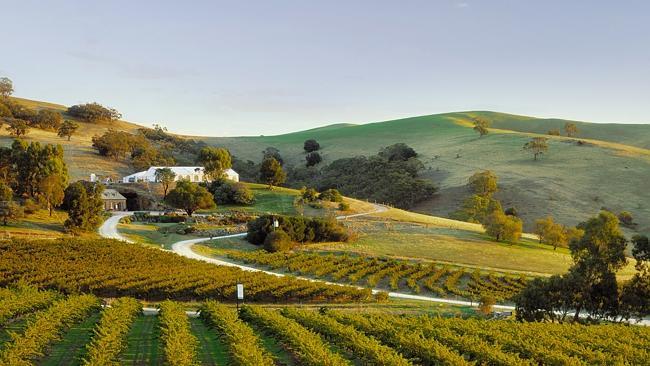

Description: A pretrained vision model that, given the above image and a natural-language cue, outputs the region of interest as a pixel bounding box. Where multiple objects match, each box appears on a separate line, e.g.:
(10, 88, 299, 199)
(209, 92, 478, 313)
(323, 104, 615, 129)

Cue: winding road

(98, 206, 517, 311)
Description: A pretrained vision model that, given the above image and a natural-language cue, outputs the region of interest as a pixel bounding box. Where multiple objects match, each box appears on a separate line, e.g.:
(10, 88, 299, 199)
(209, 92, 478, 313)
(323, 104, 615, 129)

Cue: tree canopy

(259, 157, 286, 189)
(57, 120, 79, 141)
(197, 147, 232, 180)
(303, 139, 320, 153)
(63, 181, 104, 233)
(472, 117, 490, 137)
(67, 102, 121, 123)
(165, 180, 215, 216)
(523, 137, 549, 160)
(0, 77, 13, 97)
(468, 170, 498, 197)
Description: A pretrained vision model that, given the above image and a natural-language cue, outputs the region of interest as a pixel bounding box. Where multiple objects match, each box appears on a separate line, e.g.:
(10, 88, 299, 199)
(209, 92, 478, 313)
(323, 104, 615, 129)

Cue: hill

(199, 112, 650, 235)
(0, 97, 143, 180)
(2, 97, 648, 235)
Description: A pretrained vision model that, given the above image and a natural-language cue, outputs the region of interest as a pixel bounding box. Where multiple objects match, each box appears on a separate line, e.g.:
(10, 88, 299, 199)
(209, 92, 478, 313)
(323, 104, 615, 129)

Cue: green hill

(2, 98, 648, 236)
(200, 112, 650, 235)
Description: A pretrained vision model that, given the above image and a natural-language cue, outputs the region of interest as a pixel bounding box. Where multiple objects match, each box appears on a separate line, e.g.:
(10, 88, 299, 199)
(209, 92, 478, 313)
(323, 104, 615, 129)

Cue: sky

(2, 0, 649, 136)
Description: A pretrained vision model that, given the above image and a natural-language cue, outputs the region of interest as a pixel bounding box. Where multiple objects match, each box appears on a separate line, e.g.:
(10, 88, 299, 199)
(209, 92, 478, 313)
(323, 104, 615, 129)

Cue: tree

(548, 129, 560, 136)
(483, 210, 523, 242)
(618, 211, 635, 227)
(378, 143, 417, 162)
(63, 181, 104, 233)
(165, 180, 215, 216)
(209, 179, 255, 205)
(619, 235, 650, 321)
(472, 117, 490, 137)
(451, 194, 502, 223)
(0, 182, 22, 226)
(319, 188, 343, 203)
(300, 187, 319, 202)
(34, 110, 62, 130)
(478, 295, 496, 315)
(38, 174, 67, 216)
(5, 118, 29, 137)
(565, 122, 578, 137)
(534, 216, 569, 250)
(0, 77, 13, 97)
(303, 139, 320, 153)
(468, 170, 498, 197)
(305, 152, 322, 167)
(197, 147, 232, 180)
(67, 102, 121, 123)
(9, 140, 68, 199)
(523, 137, 548, 160)
(155, 168, 176, 198)
(259, 157, 286, 189)
(262, 147, 283, 166)
(57, 120, 79, 141)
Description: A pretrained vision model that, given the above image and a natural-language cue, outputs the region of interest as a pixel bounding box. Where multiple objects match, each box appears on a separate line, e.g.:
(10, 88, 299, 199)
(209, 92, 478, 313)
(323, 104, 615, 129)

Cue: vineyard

(1, 286, 648, 365)
(219, 250, 530, 301)
(0, 239, 373, 303)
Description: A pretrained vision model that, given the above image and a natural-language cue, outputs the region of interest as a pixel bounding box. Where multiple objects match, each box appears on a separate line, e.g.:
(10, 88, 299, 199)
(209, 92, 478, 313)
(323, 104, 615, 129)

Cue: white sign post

(236, 283, 244, 311)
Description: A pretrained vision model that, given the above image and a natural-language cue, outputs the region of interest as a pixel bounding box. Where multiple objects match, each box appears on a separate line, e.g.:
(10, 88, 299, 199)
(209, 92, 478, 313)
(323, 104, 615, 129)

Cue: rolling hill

(2, 97, 648, 235)
(199, 112, 650, 235)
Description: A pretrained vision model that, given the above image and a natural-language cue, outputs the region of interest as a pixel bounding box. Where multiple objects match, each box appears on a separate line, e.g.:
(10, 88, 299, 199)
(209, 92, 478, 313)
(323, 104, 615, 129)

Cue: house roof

(123, 166, 238, 179)
(101, 189, 126, 200)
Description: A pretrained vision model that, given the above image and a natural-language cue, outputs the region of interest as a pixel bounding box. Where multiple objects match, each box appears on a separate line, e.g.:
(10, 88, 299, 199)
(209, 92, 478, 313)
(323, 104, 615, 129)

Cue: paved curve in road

(98, 205, 516, 311)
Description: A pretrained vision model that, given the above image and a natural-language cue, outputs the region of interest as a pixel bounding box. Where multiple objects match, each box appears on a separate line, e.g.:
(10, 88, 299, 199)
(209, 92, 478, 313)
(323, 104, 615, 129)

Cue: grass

(39, 311, 101, 366)
(189, 317, 231, 365)
(0, 209, 70, 239)
(121, 314, 163, 365)
(199, 112, 650, 236)
(117, 222, 194, 250)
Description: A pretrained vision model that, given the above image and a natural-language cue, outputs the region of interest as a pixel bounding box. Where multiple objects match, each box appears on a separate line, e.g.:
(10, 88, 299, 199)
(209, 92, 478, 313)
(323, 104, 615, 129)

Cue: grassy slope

(0, 97, 142, 180)
(199, 112, 650, 235)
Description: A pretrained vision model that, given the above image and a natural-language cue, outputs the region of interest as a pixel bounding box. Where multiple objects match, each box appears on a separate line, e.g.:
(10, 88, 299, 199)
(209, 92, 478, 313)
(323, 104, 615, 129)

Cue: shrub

(300, 187, 319, 202)
(21, 198, 41, 215)
(338, 202, 350, 211)
(319, 188, 343, 203)
(548, 129, 561, 136)
(504, 207, 518, 217)
(479, 294, 496, 315)
(308, 201, 323, 209)
(263, 230, 294, 252)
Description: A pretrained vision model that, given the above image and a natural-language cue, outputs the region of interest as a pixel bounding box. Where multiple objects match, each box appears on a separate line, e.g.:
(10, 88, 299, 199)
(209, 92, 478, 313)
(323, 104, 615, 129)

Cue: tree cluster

(534, 216, 584, 250)
(92, 129, 175, 169)
(205, 179, 255, 205)
(67, 102, 121, 123)
(246, 215, 350, 251)
(516, 211, 650, 322)
(315, 144, 435, 209)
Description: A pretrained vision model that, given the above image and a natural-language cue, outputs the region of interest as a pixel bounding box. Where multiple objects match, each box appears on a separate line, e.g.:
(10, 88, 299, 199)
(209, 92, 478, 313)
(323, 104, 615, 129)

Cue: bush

(319, 189, 343, 203)
(504, 207, 518, 217)
(479, 295, 496, 315)
(303, 139, 320, 153)
(308, 202, 323, 209)
(300, 187, 319, 202)
(338, 202, 350, 211)
(263, 230, 294, 252)
(247, 215, 349, 246)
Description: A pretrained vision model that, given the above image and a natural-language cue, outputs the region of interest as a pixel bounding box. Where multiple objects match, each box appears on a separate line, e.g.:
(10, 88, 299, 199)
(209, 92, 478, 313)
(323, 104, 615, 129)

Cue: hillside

(0, 97, 142, 180)
(199, 112, 650, 235)
(2, 98, 648, 235)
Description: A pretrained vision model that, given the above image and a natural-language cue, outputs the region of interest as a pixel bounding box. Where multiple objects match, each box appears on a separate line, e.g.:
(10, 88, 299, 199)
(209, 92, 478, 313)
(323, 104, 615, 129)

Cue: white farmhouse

(122, 166, 239, 183)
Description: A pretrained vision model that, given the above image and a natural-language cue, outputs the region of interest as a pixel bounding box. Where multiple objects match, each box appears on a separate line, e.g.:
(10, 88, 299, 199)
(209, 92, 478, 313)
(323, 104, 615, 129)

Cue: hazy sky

(2, 1, 649, 136)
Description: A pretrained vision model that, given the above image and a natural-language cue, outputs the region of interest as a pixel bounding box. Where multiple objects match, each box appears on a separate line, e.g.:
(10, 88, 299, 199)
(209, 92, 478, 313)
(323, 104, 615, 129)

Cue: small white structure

(122, 166, 239, 183)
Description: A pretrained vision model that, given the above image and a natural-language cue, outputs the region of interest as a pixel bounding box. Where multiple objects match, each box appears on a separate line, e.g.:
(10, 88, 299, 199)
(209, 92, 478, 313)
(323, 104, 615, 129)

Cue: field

(0, 209, 69, 239)
(1, 286, 647, 365)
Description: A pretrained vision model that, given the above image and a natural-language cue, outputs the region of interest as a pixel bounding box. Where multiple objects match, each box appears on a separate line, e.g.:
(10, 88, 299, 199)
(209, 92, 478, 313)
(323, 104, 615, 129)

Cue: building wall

(103, 199, 127, 211)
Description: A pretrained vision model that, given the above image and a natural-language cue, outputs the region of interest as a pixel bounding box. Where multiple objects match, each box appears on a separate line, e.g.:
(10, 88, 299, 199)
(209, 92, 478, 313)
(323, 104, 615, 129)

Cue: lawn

(117, 222, 197, 249)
